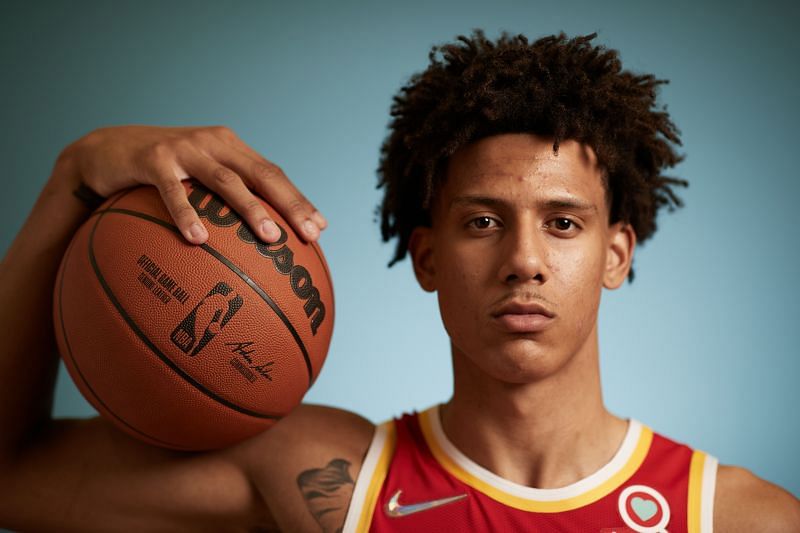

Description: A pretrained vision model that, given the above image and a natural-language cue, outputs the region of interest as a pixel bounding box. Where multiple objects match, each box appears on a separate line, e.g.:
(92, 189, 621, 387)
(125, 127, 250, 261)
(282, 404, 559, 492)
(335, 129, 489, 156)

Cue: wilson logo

(187, 182, 326, 335)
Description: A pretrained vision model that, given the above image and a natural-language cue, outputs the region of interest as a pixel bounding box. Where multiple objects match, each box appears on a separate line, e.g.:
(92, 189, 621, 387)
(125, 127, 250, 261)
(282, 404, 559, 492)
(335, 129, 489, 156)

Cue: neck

(442, 326, 626, 489)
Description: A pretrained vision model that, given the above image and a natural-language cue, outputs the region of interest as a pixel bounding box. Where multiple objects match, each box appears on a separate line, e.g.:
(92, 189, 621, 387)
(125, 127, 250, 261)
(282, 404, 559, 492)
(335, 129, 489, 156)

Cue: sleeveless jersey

(342, 405, 717, 532)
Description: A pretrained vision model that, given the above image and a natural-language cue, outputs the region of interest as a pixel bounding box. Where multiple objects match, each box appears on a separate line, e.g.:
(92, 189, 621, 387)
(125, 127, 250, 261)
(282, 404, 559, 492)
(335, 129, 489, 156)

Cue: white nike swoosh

(384, 489, 468, 517)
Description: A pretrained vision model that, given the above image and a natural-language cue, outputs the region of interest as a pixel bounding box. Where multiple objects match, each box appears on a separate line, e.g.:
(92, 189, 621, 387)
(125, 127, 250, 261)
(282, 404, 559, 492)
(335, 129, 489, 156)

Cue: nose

(497, 226, 549, 285)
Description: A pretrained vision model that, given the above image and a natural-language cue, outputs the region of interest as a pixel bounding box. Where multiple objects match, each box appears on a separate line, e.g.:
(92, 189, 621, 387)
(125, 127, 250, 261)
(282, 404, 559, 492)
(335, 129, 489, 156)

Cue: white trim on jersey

(426, 404, 643, 502)
(701, 454, 718, 533)
(342, 422, 390, 533)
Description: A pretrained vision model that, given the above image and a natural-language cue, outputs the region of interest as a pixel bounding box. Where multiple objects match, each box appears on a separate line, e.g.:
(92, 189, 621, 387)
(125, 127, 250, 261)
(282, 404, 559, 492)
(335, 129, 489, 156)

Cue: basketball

(52, 180, 334, 451)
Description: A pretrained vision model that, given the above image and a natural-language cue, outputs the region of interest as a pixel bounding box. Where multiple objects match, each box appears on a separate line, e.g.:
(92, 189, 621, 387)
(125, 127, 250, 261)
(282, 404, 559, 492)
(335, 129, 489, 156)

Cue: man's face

(410, 133, 634, 383)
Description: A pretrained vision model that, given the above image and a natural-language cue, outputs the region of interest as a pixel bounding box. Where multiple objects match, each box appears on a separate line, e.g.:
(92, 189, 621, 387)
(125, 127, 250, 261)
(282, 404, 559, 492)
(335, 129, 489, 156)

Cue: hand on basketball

(65, 125, 327, 244)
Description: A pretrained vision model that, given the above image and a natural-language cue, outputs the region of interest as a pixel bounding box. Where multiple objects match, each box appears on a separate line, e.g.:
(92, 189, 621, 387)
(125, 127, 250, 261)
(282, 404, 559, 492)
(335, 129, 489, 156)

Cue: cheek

(549, 235, 607, 281)
(549, 241, 606, 312)
(439, 262, 481, 312)
(435, 251, 489, 333)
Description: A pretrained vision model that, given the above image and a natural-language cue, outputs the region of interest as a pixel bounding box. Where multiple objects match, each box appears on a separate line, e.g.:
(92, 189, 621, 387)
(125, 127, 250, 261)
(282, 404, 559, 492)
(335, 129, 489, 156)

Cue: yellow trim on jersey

(687, 450, 707, 533)
(354, 421, 397, 532)
(418, 408, 653, 513)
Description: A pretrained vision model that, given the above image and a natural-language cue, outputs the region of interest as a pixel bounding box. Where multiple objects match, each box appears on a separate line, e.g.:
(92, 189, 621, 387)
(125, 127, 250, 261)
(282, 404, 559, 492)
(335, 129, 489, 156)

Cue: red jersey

(343, 406, 717, 532)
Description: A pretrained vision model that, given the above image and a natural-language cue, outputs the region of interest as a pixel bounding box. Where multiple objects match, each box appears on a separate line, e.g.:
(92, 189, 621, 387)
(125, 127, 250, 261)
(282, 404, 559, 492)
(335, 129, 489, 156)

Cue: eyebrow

(449, 195, 598, 213)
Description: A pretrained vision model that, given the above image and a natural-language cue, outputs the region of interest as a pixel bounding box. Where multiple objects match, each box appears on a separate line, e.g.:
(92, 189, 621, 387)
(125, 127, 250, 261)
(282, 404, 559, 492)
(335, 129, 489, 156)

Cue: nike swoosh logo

(384, 489, 467, 517)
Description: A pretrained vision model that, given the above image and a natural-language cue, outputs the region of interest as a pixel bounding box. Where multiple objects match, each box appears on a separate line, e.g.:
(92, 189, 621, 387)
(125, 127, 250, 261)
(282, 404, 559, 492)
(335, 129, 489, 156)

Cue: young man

(0, 32, 797, 532)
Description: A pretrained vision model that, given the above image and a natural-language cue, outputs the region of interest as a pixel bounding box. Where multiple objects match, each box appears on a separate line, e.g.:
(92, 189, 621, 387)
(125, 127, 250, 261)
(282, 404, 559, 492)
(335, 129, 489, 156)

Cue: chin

(468, 339, 572, 384)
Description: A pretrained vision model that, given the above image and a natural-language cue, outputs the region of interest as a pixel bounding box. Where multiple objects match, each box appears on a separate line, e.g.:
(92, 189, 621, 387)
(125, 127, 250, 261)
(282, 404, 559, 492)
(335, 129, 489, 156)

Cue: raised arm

(0, 127, 373, 531)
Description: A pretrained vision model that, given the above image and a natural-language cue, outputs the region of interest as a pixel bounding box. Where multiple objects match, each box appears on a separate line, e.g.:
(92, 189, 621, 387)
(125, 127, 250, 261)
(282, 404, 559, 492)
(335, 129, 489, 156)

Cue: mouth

(491, 301, 556, 334)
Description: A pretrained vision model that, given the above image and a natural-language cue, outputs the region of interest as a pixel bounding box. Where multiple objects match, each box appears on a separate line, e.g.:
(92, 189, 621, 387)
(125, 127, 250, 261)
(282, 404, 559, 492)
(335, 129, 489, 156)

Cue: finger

(184, 155, 282, 243)
(222, 150, 324, 241)
(249, 161, 321, 241)
(151, 164, 210, 245)
(213, 141, 328, 237)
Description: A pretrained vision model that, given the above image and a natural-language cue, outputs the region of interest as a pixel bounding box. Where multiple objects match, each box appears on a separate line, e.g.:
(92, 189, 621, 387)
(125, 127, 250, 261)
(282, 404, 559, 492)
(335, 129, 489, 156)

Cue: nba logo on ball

(171, 281, 243, 357)
(617, 485, 670, 532)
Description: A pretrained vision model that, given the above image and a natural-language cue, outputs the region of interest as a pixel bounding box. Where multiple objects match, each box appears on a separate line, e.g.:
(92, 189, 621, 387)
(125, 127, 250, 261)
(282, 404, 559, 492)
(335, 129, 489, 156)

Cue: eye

(553, 218, 573, 231)
(546, 217, 580, 235)
(467, 216, 499, 230)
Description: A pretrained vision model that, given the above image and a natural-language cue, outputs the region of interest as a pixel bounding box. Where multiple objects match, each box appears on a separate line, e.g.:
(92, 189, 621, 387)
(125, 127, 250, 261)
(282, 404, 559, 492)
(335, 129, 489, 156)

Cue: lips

(491, 300, 555, 333)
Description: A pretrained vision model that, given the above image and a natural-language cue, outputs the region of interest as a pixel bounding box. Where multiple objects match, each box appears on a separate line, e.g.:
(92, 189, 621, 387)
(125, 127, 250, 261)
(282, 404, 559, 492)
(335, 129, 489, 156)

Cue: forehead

(439, 133, 606, 208)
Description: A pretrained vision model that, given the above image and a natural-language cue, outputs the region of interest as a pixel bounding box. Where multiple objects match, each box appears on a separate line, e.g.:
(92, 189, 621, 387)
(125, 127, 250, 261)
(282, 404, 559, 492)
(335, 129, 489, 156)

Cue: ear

(408, 226, 436, 292)
(603, 222, 636, 289)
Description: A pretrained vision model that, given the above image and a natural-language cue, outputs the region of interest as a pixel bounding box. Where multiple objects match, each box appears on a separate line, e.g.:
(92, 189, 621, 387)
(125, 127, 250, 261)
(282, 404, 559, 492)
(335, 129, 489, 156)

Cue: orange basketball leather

(53, 180, 334, 450)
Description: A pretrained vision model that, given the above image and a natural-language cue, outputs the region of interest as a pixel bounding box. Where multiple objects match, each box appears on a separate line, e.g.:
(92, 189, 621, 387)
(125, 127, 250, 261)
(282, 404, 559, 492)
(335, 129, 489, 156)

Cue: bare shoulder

(236, 404, 376, 532)
(714, 464, 800, 532)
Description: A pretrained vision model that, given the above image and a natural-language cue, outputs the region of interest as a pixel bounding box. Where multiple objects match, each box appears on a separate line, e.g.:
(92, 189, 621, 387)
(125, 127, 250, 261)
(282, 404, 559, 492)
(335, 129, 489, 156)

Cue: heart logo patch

(631, 496, 658, 521)
(618, 485, 670, 532)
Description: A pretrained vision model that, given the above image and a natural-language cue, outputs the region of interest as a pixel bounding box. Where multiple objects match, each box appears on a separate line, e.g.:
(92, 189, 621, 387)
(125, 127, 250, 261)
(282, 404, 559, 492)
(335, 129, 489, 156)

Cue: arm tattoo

(297, 458, 354, 533)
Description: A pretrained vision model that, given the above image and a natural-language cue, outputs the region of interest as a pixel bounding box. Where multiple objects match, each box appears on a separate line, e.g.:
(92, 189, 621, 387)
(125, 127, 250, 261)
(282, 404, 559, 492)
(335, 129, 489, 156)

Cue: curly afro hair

(377, 31, 687, 280)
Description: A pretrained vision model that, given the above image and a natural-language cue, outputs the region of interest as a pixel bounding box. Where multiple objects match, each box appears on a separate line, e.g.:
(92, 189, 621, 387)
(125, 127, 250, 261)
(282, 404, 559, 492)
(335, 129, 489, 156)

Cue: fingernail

(188, 222, 207, 242)
(312, 211, 328, 229)
(303, 220, 318, 239)
(262, 220, 280, 241)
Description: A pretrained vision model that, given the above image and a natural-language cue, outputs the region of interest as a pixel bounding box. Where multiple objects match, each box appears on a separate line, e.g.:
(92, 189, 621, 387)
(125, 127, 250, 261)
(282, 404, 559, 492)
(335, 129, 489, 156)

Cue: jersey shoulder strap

(342, 418, 398, 532)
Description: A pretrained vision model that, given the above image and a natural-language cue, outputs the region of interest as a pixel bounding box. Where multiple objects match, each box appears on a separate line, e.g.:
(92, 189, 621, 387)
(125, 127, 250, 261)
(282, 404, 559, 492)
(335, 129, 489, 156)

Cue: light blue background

(1, 0, 798, 498)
